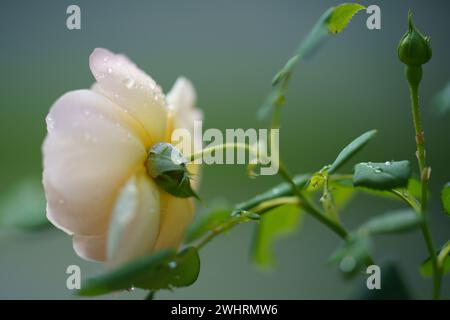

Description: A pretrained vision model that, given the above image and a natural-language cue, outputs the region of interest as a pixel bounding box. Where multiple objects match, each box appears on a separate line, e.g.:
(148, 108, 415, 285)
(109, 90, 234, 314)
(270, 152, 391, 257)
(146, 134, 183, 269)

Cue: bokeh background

(0, 0, 449, 299)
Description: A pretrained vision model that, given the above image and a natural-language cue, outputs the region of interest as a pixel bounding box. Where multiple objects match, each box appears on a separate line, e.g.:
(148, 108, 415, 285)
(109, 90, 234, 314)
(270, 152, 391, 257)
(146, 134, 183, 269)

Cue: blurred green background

(0, 0, 449, 299)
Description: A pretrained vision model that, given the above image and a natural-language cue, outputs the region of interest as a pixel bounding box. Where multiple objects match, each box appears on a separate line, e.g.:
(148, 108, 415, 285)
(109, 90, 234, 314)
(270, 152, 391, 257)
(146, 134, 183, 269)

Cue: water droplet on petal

(124, 77, 135, 89)
(46, 116, 55, 131)
(107, 67, 113, 74)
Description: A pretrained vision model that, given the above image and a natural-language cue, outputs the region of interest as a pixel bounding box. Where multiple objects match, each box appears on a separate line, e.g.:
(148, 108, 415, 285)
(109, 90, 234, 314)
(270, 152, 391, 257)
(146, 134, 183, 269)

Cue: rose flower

(42, 48, 201, 267)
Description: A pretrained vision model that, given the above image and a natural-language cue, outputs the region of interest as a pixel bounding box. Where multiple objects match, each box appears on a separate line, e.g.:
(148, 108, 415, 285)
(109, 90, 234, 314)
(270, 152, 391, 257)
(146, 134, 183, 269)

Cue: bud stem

(406, 66, 441, 300)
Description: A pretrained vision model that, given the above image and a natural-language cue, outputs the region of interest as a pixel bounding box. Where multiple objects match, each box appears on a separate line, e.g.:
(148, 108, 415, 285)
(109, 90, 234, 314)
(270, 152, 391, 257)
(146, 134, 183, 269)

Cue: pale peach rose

(42, 48, 202, 267)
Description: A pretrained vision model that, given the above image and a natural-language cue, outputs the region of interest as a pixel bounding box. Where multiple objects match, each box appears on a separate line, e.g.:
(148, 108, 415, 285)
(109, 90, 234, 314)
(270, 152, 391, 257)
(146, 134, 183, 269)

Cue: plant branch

(277, 162, 349, 239)
(186, 143, 259, 163)
(407, 66, 441, 299)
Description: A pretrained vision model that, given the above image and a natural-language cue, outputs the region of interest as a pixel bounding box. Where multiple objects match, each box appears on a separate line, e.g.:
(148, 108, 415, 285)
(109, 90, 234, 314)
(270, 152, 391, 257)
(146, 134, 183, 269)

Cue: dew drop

(384, 161, 391, 166)
(124, 77, 135, 89)
(374, 168, 382, 173)
(168, 261, 177, 269)
(46, 116, 55, 131)
(340, 256, 356, 273)
(107, 67, 113, 74)
(126, 286, 135, 292)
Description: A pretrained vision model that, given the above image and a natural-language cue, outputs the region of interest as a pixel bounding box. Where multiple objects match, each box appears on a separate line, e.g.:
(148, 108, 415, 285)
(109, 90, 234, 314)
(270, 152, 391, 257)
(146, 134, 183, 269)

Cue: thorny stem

(406, 66, 441, 299)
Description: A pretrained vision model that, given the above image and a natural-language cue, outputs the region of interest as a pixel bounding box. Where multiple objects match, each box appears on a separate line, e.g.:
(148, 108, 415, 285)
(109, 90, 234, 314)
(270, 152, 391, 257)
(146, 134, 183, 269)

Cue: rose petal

(73, 234, 107, 262)
(167, 77, 202, 190)
(153, 192, 195, 251)
(43, 90, 147, 236)
(107, 171, 160, 267)
(167, 76, 203, 133)
(90, 48, 168, 145)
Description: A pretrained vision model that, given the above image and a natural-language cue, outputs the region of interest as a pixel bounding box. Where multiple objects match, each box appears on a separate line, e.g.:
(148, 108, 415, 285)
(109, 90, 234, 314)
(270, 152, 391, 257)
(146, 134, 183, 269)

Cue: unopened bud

(398, 11, 432, 67)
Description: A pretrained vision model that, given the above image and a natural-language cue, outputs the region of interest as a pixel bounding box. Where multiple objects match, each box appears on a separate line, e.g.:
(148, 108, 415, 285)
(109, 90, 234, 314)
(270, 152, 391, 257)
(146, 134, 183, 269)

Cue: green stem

(187, 143, 257, 163)
(194, 211, 253, 250)
(406, 65, 441, 299)
(277, 163, 348, 239)
(269, 103, 348, 239)
(277, 163, 375, 266)
(390, 189, 421, 213)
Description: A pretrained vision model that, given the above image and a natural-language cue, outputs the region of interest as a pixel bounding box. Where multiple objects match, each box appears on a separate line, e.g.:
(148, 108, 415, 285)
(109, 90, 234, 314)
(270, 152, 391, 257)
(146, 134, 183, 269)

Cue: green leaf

(328, 130, 378, 174)
(406, 177, 422, 199)
(352, 177, 420, 201)
(441, 182, 450, 215)
(169, 247, 201, 287)
(358, 209, 422, 236)
(330, 233, 371, 277)
(327, 3, 366, 34)
(185, 208, 231, 243)
(252, 204, 302, 268)
(420, 241, 450, 277)
(78, 247, 200, 296)
(0, 179, 49, 230)
(353, 160, 412, 190)
(306, 172, 325, 192)
(329, 180, 356, 210)
(258, 3, 365, 120)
